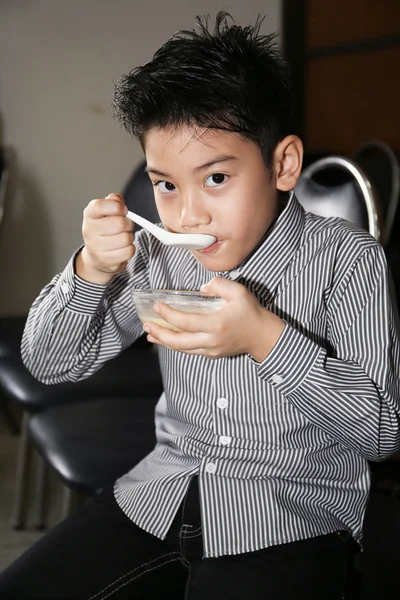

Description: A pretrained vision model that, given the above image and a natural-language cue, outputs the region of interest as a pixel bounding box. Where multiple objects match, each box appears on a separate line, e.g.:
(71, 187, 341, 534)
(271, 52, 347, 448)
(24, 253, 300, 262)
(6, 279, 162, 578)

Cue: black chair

(0, 159, 162, 528)
(352, 141, 400, 302)
(0, 317, 24, 434)
(353, 140, 400, 247)
(296, 155, 383, 243)
(1, 345, 162, 524)
(297, 155, 400, 598)
(122, 158, 159, 226)
(28, 396, 158, 501)
(349, 142, 400, 496)
(0, 147, 23, 434)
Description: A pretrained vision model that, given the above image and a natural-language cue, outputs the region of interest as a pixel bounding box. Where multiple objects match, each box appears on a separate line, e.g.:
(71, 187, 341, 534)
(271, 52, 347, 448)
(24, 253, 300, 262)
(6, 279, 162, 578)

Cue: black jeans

(0, 477, 357, 599)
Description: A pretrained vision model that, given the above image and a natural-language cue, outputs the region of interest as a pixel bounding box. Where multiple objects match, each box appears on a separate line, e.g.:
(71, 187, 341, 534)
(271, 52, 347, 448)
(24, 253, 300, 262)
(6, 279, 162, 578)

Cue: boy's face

(144, 125, 280, 272)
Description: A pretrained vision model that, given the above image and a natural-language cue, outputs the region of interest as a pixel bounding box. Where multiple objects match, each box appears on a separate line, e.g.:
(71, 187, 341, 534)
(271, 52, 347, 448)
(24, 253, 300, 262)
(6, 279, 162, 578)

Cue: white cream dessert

(132, 289, 226, 334)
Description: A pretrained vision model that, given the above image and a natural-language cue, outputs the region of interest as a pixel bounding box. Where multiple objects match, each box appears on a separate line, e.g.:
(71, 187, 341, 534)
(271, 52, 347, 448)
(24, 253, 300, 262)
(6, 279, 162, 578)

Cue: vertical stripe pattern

(21, 192, 400, 558)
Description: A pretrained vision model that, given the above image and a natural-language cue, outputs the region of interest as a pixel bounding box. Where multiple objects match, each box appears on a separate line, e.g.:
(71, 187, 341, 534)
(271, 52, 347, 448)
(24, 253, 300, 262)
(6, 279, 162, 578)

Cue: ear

(273, 135, 303, 192)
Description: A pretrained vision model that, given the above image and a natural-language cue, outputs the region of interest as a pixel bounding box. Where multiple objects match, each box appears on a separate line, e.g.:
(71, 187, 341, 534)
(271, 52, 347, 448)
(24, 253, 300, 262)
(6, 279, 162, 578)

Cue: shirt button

(272, 374, 284, 385)
(219, 435, 232, 446)
(217, 397, 229, 410)
(229, 268, 241, 279)
(61, 282, 70, 294)
(205, 462, 217, 474)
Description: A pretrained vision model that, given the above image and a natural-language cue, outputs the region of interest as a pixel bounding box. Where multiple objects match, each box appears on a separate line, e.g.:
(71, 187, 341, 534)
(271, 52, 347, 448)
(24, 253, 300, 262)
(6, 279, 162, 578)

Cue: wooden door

(283, 0, 400, 156)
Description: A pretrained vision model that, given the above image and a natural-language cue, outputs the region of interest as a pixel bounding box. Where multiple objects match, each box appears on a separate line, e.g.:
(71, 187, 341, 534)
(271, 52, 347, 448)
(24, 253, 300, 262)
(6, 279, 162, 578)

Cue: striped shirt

(22, 192, 400, 558)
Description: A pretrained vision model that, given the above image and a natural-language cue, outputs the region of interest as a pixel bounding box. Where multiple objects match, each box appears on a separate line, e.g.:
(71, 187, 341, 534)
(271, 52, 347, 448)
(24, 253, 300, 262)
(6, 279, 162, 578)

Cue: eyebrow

(145, 155, 238, 179)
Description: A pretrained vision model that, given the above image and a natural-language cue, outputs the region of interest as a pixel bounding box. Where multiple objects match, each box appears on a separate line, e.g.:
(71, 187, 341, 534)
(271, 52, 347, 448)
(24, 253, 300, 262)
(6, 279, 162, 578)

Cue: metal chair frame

(353, 140, 400, 246)
(298, 155, 382, 243)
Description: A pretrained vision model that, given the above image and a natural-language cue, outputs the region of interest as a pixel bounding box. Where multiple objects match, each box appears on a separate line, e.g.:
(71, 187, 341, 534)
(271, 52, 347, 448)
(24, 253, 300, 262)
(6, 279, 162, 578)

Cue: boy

(1, 11, 399, 600)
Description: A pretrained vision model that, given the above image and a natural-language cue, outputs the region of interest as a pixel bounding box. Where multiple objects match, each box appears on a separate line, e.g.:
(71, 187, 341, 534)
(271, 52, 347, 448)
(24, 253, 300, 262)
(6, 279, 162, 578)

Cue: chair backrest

(353, 140, 400, 246)
(122, 159, 159, 229)
(295, 156, 382, 243)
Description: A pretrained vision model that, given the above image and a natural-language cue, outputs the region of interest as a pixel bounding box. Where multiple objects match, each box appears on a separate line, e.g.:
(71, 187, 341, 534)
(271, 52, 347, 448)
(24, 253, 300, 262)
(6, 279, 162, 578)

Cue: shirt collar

(218, 190, 305, 297)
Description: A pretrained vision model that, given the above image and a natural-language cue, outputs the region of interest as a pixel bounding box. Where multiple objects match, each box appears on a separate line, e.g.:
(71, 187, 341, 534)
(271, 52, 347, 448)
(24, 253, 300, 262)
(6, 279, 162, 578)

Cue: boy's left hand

(143, 277, 285, 362)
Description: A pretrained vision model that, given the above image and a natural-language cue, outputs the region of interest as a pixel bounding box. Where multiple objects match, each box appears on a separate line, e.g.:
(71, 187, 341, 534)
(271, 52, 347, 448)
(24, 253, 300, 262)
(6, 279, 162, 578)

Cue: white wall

(0, 0, 281, 315)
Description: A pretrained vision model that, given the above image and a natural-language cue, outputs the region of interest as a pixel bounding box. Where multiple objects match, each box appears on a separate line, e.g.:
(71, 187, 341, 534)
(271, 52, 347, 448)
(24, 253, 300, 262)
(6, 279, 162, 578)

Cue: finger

(85, 197, 128, 219)
(144, 324, 208, 351)
(105, 192, 124, 202)
(95, 231, 134, 252)
(94, 216, 134, 236)
(147, 336, 209, 357)
(153, 303, 214, 333)
(95, 245, 136, 267)
(200, 276, 247, 301)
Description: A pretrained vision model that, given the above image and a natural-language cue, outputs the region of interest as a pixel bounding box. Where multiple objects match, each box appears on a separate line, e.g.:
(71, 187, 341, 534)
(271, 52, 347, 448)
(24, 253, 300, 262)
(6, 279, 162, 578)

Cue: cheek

(222, 207, 259, 240)
(155, 200, 175, 224)
(223, 204, 273, 250)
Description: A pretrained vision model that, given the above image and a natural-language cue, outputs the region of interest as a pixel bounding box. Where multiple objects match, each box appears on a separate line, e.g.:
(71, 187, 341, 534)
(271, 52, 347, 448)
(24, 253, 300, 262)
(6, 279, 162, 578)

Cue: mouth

(197, 238, 221, 254)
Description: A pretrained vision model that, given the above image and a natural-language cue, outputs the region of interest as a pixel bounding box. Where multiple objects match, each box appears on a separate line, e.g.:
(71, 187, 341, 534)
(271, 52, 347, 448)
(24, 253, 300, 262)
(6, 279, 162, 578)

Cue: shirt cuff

(54, 248, 107, 315)
(254, 323, 322, 396)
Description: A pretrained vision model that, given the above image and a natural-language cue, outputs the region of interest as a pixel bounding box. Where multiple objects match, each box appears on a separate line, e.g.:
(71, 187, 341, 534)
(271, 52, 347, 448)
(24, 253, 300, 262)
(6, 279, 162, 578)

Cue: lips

(198, 239, 220, 254)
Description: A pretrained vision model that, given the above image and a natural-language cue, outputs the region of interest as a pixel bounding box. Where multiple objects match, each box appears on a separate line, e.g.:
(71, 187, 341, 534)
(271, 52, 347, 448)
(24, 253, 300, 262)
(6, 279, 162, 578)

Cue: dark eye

(205, 173, 227, 187)
(156, 181, 176, 193)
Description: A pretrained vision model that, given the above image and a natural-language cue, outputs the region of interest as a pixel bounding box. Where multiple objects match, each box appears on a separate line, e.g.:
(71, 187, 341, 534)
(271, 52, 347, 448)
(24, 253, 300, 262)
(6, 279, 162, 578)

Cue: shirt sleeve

(21, 230, 151, 385)
(254, 245, 400, 462)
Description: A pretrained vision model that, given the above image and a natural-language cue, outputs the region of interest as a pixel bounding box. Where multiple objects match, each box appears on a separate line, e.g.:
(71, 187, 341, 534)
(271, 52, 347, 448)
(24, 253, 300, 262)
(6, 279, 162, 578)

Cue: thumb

(200, 276, 242, 300)
(106, 192, 127, 215)
(106, 192, 125, 202)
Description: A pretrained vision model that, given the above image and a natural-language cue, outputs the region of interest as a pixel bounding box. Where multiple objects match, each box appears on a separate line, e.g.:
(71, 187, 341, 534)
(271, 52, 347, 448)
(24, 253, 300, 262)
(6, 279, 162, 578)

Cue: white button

(229, 269, 241, 279)
(217, 397, 229, 410)
(219, 435, 232, 446)
(61, 282, 70, 294)
(272, 374, 284, 385)
(205, 462, 216, 474)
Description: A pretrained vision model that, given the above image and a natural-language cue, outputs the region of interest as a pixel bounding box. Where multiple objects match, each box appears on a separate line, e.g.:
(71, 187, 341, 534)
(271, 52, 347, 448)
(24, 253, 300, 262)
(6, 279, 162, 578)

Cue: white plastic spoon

(126, 210, 216, 250)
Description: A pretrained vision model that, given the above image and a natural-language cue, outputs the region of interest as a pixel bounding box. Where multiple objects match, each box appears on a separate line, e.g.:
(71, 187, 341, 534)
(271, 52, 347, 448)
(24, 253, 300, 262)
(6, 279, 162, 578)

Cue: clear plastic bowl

(132, 289, 225, 332)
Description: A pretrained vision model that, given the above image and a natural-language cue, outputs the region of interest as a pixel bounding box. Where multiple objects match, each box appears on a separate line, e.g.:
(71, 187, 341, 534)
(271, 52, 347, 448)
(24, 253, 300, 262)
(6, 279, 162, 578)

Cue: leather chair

(0, 317, 24, 434)
(352, 141, 400, 301)
(0, 147, 23, 434)
(351, 142, 400, 490)
(29, 397, 158, 503)
(295, 155, 383, 243)
(353, 140, 400, 247)
(296, 156, 389, 599)
(0, 159, 163, 528)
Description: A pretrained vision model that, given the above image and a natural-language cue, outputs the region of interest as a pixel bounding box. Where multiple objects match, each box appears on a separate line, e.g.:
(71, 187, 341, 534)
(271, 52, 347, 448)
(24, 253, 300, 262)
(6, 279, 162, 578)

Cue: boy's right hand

(75, 193, 135, 285)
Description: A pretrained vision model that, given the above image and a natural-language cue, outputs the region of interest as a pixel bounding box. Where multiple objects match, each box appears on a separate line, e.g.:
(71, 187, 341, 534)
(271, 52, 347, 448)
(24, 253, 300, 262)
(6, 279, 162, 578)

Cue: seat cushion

(28, 396, 158, 496)
(0, 341, 163, 411)
(0, 316, 26, 358)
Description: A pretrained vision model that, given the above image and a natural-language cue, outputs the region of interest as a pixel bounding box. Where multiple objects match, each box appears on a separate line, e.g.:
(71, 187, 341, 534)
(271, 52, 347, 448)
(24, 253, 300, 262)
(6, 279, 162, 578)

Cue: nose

(179, 191, 211, 230)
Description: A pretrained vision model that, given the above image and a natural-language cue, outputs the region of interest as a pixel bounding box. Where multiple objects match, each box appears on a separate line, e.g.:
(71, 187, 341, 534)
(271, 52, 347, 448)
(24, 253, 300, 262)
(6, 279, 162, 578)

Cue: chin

(195, 254, 239, 273)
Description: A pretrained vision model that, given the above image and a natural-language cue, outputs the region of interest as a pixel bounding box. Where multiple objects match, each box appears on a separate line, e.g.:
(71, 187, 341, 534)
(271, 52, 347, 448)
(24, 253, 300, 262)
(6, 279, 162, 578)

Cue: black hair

(113, 11, 295, 168)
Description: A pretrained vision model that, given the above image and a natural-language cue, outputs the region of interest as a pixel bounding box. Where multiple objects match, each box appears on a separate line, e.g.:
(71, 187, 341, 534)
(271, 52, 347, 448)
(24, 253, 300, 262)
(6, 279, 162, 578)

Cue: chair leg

(33, 453, 47, 530)
(0, 394, 20, 435)
(61, 486, 76, 521)
(11, 411, 31, 530)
